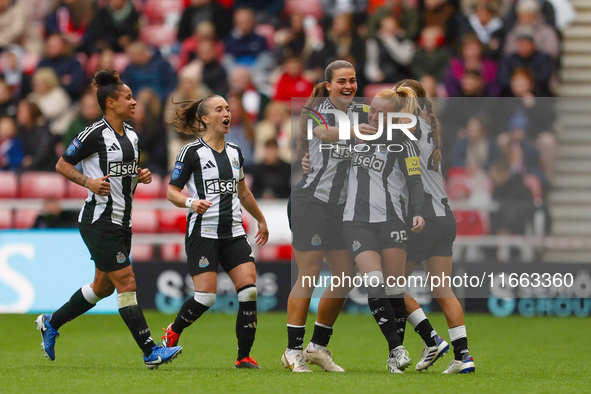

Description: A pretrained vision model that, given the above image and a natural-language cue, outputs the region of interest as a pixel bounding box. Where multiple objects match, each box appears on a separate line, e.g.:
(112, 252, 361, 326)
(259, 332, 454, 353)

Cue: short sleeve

(238, 148, 245, 181)
(169, 147, 196, 189)
(62, 132, 98, 165)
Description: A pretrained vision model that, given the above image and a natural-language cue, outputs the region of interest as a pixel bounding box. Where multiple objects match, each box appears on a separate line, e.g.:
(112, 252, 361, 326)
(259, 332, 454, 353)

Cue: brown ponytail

(168, 95, 222, 137)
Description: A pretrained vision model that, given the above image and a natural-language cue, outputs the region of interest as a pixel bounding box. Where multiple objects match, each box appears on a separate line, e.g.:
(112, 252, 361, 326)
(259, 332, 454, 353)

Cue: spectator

(324, 12, 366, 87)
(0, 0, 43, 55)
(0, 79, 18, 118)
(133, 89, 168, 176)
(504, 0, 560, 59)
(444, 33, 499, 97)
(234, 0, 284, 25)
(44, 0, 94, 46)
(226, 93, 255, 170)
(254, 101, 291, 163)
(37, 33, 85, 100)
(250, 139, 291, 199)
(421, 0, 459, 45)
(228, 66, 268, 121)
(412, 25, 449, 82)
(195, 38, 228, 95)
(458, 0, 505, 60)
(121, 41, 177, 102)
(28, 67, 74, 137)
(33, 198, 77, 228)
(368, 0, 421, 40)
(419, 74, 441, 98)
(0, 115, 24, 171)
(223, 7, 269, 67)
(63, 88, 101, 146)
(498, 112, 547, 187)
(1, 45, 32, 99)
(273, 57, 314, 104)
(320, 0, 368, 29)
(449, 115, 500, 173)
(177, 0, 232, 43)
(273, 12, 307, 63)
(504, 0, 556, 32)
(498, 27, 553, 96)
(489, 158, 535, 235)
(17, 99, 57, 172)
(80, 0, 140, 53)
(365, 15, 415, 84)
(178, 21, 224, 69)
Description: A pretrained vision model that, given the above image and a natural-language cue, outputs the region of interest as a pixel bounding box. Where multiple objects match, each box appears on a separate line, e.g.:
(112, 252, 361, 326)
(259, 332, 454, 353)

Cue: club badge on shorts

(116, 252, 126, 264)
(199, 256, 209, 268)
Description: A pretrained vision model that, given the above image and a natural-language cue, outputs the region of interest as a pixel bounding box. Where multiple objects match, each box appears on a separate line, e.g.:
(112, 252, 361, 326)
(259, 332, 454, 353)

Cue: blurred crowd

(0, 0, 570, 236)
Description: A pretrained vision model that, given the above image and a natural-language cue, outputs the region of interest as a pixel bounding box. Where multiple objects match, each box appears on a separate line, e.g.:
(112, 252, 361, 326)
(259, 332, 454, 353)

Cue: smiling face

(326, 67, 357, 107)
(368, 97, 393, 128)
(202, 96, 231, 134)
(108, 84, 136, 121)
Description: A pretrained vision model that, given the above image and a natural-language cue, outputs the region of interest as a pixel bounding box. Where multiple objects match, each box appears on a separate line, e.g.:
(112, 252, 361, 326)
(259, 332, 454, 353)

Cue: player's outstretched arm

(55, 157, 110, 196)
(238, 180, 268, 245)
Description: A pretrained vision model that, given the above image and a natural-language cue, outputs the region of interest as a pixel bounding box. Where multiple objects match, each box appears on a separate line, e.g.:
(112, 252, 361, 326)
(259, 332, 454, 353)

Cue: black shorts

(79, 220, 132, 272)
(407, 216, 456, 263)
(186, 235, 255, 276)
(343, 219, 408, 259)
(288, 191, 346, 251)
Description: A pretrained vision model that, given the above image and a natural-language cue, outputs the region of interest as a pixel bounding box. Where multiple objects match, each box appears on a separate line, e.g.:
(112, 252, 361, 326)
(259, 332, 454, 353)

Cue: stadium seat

(161, 243, 187, 261)
(0, 172, 18, 198)
(0, 209, 13, 229)
(131, 208, 159, 233)
(134, 174, 162, 199)
(523, 174, 543, 206)
(158, 209, 187, 233)
(140, 24, 178, 49)
(14, 208, 41, 229)
(131, 243, 155, 262)
(66, 181, 89, 199)
(19, 172, 66, 199)
(22, 53, 40, 74)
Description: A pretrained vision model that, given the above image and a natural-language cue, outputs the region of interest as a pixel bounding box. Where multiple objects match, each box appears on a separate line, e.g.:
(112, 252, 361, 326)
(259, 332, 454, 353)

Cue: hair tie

(434, 146, 440, 150)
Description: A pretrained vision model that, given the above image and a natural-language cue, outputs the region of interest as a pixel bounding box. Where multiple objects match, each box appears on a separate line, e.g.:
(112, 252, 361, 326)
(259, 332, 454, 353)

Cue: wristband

(185, 198, 195, 209)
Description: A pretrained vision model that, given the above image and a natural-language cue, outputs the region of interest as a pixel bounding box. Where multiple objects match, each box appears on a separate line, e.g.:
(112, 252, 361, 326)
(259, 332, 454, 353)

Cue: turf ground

(2, 312, 589, 393)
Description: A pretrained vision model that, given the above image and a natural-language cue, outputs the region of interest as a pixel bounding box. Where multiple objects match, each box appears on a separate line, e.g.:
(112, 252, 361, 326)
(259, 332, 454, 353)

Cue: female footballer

(161, 95, 269, 369)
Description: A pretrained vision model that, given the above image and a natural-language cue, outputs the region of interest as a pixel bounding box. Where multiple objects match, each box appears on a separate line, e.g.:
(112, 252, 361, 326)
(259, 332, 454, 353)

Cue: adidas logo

(378, 317, 388, 326)
(108, 143, 121, 152)
(203, 160, 216, 169)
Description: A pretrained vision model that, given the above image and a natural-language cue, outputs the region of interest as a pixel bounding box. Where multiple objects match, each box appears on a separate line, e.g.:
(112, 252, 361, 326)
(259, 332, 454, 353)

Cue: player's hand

(411, 216, 425, 233)
(255, 220, 269, 246)
(90, 174, 110, 196)
(301, 153, 311, 174)
(192, 199, 212, 214)
(356, 123, 378, 138)
(137, 167, 152, 184)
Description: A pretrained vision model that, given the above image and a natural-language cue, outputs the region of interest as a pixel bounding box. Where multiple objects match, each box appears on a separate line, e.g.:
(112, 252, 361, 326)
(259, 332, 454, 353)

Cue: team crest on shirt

(172, 162, 184, 180)
(352, 240, 361, 251)
(116, 252, 126, 264)
(231, 157, 240, 169)
(311, 234, 322, 246)
(199, 256, 210, 268)
(66, 138, 82, 156)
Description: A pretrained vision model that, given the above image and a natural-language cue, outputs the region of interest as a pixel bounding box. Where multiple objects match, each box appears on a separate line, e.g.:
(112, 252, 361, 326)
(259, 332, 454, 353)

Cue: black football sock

(388, 298, 407, 344)
(171, 296, 211, 334)
(287, 325, 305, 351)
(415, 319, 438, 347)
(236, 285, 258, 360)
(50, 288, 96, 330)
(118, 304, 155, 356)
(368, 290, 402, 352)
(310, 322, 333, 348)
(449, 325, 470, 360)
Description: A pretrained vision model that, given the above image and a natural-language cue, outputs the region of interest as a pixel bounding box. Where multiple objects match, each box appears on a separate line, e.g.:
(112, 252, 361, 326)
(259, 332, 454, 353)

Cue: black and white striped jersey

(295, 99, 368, 205)
(170, 138, 246, 239)
(62, 118, 139, 227)
(343, 137, 424, 223)
(414, 117, 453, 218)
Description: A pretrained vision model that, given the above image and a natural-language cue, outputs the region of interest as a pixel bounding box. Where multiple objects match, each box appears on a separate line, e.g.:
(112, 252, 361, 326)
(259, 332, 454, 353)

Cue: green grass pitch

(2, 312, 590, 393)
